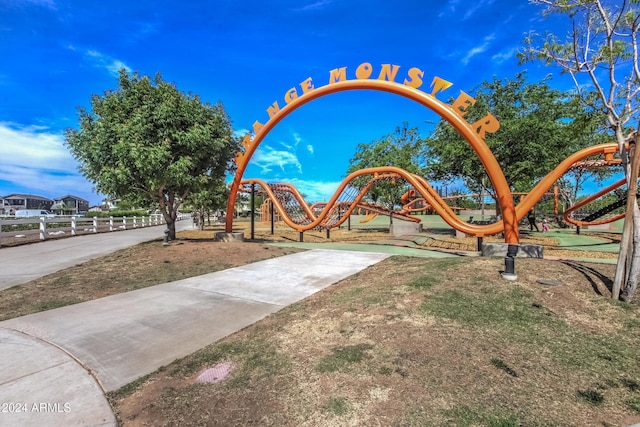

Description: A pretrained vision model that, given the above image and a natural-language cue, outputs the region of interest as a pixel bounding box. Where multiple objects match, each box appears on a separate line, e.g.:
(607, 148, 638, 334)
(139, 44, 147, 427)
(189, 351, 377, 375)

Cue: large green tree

(424, 73, 610, 204)
(347, 123, 425, 222)
(65, 70, 240, 240)
(520, 0, 640, 301)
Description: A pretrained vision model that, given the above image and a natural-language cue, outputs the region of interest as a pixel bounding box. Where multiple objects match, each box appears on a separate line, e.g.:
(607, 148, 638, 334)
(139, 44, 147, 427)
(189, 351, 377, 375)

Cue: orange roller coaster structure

(563, 178, 628, 227)
(238, 139, 622, 241)
(400, 189, 562, 216)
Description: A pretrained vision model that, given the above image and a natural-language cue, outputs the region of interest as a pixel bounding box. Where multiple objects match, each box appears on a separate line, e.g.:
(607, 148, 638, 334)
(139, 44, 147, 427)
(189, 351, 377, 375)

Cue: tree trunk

(157, 190, 177, 241)
(621, 134, 640, 302)
(622, 204, 640, 302)
(613, 130, 640, 301)
(199, 211, 205, 231)
(166, 219, 176, 240)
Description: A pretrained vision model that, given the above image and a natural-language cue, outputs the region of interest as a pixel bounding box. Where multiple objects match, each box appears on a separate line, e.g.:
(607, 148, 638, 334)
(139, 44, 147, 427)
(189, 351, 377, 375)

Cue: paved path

(268, 241, 462, 257)
(0, 220, 192, 291)
(0, 225, 391, 426)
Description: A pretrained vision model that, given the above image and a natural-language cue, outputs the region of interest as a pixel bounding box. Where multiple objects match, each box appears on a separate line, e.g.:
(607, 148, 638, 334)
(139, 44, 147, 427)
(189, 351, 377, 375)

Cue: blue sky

(0, 0, 587, 206)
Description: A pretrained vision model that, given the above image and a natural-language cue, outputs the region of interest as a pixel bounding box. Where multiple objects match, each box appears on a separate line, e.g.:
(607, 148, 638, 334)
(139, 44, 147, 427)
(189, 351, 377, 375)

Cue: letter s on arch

(403, 67, 424, 89)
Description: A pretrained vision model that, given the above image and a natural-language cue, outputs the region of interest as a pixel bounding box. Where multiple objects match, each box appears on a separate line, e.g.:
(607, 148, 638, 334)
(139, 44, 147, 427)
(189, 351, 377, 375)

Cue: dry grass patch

(110, 256, 640, 426)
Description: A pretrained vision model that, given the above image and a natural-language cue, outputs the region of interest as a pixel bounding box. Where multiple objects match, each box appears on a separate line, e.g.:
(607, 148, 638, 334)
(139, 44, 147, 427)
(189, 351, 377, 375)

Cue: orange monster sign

(226, 62, 519, 243)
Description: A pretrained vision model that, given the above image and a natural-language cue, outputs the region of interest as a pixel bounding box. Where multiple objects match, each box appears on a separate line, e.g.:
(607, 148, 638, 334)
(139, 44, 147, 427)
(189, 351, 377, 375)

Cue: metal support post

(250, 184, 255, 240)
(270, 199, 274, 235)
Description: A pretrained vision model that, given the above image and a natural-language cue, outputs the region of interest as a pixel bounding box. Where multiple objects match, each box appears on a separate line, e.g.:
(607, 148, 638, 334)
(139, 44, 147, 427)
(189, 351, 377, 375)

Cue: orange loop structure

(237, 142, 622, 239)
(563, 178, 627, 227)
(224, 66, 626, 244)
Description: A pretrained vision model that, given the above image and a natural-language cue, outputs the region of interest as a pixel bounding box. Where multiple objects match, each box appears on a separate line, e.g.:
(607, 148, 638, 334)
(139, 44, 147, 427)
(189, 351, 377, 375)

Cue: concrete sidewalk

(0, 220, 193, 291)
(0, 248, 390, 426)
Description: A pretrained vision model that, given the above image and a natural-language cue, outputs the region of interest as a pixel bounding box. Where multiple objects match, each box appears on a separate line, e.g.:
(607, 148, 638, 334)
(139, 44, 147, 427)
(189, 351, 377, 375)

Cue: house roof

(2, 194, 53, 202)
(54, 195, 89, 202)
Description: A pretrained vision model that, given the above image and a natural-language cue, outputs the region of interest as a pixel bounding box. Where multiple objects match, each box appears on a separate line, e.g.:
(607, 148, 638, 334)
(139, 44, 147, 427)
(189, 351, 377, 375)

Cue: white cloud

(233, 128, 251, 139)
(294, 1, 333, 12)
(24, 0, 56, 9)
(252, 145, 302, 174)
(492, 47, 517, 64)
(0, 122, 75, 171)
(462, 0, 494, 20)
(306, 144, 314, 155)
(438, 0, 461, 19)
(284, 178, 344, 203)
(71, 47, 131, 77)
(462, 34, 495, 65)
(0, 122, 100, 202)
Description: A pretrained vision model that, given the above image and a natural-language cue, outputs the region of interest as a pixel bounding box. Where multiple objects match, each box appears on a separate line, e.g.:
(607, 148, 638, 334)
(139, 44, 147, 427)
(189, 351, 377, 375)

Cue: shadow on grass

(561, 260, 613, 295)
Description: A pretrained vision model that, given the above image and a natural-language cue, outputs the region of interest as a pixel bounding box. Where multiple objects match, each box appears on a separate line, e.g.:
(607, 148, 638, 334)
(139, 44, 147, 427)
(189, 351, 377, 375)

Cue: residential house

(51, 195, 90, 215)
(102, 198, 121, 211)
(1, 194, 54, 215)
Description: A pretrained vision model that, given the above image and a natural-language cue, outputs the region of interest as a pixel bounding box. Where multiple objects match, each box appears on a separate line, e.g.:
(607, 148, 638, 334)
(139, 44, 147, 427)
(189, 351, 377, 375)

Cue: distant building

(1, 194, 53, 215)
(51, 195, 90, 215)
(102, 198, 121, 211)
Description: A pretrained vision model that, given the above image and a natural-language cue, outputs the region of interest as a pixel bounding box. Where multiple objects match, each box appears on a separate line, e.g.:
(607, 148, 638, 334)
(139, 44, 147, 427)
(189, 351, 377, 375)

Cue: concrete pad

(0, 249, 390, 393)
(1, 286, 280, 392)
(214, 231, 244, 242)
(181, 249, 390, 305)
(481, 242, 544, 258)
(389, 222, 422, 236)
(0, 329, 116, 427)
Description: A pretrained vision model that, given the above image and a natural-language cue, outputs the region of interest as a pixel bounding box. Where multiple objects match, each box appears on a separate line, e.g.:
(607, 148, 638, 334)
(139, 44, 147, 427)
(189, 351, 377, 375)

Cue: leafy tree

(186, 178, 228, 230)
(65, 70, 240, 240)
(520, 0, 640, 301)
(346, 123, 425, 223)
(424, 73, 610, 207)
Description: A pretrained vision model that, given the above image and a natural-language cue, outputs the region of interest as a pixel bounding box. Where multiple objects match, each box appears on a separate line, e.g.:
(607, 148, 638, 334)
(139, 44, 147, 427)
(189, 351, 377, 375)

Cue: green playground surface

(273, 215, 623, 262)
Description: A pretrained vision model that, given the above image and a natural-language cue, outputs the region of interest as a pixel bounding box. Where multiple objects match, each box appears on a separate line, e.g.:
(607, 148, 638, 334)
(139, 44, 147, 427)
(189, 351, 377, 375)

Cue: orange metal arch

(225, 79, 520, 243)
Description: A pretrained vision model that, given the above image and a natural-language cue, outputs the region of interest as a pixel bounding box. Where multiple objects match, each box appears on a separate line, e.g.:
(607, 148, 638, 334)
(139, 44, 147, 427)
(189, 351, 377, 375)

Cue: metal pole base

(501, 272, 518, 281)
(501, 244, 518, 281)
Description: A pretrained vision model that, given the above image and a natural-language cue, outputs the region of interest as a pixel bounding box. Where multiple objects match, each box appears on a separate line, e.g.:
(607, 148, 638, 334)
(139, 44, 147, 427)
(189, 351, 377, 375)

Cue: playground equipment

(240, 172, 422, 234)
(359, 213, 378, 223)
(563, 178, 630, 228)
(238, 138, 623, 242)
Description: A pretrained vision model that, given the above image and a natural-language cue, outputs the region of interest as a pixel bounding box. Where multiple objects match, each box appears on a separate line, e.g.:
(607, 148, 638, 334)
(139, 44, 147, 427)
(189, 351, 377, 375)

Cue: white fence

(0, 214, 188, 248)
